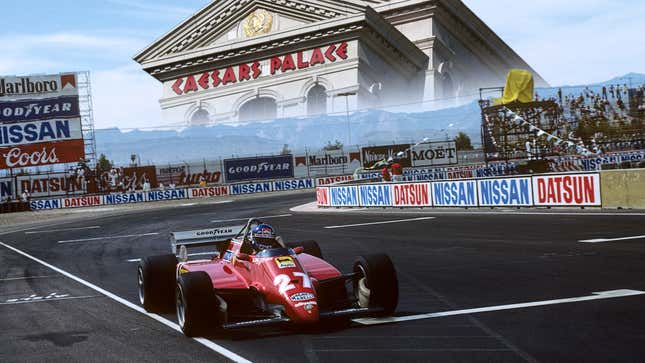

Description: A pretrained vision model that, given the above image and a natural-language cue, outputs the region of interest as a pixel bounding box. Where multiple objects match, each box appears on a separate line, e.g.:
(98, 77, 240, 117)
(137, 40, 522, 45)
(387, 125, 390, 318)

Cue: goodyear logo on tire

(275, 256, 296, 268)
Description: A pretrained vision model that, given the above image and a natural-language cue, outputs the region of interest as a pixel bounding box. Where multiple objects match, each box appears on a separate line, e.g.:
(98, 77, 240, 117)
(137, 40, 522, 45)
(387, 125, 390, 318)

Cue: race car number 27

(273, 272, 311, 294)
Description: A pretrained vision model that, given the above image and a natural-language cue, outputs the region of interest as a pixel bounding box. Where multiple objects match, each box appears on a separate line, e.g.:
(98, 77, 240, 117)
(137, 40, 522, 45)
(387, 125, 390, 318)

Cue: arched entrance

(307, 85, 327, 116)
(190, 108, 210, 125)
(238, 97, 277, 122)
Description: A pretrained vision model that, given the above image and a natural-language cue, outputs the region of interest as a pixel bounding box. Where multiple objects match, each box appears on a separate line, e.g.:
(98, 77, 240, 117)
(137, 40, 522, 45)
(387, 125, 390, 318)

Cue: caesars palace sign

(170, 42, 349, 96)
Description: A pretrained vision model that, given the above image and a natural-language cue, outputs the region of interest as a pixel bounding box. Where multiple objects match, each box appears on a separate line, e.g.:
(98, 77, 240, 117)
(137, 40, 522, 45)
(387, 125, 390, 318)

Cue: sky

(1, 0, 643, 130)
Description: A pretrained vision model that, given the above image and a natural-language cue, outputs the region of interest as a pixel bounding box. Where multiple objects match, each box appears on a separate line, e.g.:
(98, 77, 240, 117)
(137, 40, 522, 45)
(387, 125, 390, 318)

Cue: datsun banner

(432, 180, 478, 207)
(316, 175, 353, 186)
(62, 195, 103, 209)
(532, 173, 601, 206)
(478, 177, 533, 207)
(0, 96, 80, 123)
(224, 155, 294, 182)
(392, 183, 432, 207)
(18, 172, 86, 198)
(329, 186, 360, 207)
(0, 73, 78, 100)
(189, 186, 229, 199)
(361, 144, 411, 168)
(410, 141, 458, 167)
(316, 187, 330, 207)
(229, 181, 273, 195)
(359, 184, 392, 207)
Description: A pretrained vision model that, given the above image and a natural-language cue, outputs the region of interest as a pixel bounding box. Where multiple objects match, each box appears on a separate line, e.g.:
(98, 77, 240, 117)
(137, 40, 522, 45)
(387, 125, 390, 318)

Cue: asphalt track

(2, 192, 645, 362)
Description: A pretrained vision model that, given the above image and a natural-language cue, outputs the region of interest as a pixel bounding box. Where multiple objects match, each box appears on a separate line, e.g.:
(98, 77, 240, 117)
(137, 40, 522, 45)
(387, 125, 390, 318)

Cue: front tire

(176, 272, 223, 337)
(138, 254, 177, 312)
(353, 254, 398, 316)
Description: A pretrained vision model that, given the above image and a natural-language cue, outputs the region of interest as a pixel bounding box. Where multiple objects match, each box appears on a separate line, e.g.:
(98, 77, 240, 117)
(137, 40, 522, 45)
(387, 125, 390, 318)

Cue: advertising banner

(1, 177, 13, 199)
(103, 192, 146, 205)
(146, 189, 187, 202)
(316, 175, 353, 186)
(62, 195, 103, 209)
(188, 186, 229, 199)
(532, 173, 601, 206)
(157, 162, 223, 186)
(98, 166, 158, 191)
(432, 180, 478, 207)
(29, 198, 61, 210)
(358, 184, 392, 207)
(329, 186, 359, 207)
(273, 178, 314, 191)
(294, 151, 361, 177)
(410, 141, 458, 167)
(0, 118, 83, 147)
(18, 172, 86, 198)
(361, 144, 411, 168)
(0, 96, 80, 123)
(0, 73, 78, 100)
(1, 139, 85, 170)
(478, 177, 533, 207)
(316, 187, 330, 207)
(224, 155, 294, 182)
(392, 183, 432, 207)
(229, 181, 273, 195)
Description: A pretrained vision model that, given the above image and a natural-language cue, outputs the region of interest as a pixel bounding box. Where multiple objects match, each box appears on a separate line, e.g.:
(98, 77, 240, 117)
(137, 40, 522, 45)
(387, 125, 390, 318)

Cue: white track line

(324, 217, 435, 229)
(1, 295, 100, 305)
(26, 226, 101, 234)
(127, 252, 217, 263)
(211, 214, 292, 223)
(578, 235, 645, 243)
(58, 233, 159, 244)
(353, 289, 645, 325)
(0, 241, 252, 363)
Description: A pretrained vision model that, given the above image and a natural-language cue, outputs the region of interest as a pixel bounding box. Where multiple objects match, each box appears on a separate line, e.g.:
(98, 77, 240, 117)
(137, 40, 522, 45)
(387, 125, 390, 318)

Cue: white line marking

(353, 289, 645, 325)
(58, 233, 159, 244)
(578, 235, 645, 243)
(324, 217, 435, 229)
(0, 241, 252, 363)
(180, 203, 197, 207)
(25, 226, 102, 234)
(127, 258, 141, 263)
(1, 295, 100, 305)
(0, 275, 58, 281)
(126, 252, 217, 263)
(211, 213, 293, 223)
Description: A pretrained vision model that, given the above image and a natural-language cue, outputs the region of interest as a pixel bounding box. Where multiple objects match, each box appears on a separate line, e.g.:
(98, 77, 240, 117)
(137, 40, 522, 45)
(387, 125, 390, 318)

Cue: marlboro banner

(0, 73, 78, 100)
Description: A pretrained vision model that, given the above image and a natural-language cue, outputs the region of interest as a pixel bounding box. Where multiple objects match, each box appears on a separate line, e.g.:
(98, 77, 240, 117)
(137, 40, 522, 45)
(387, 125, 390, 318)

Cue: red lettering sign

(392, 183, 431, 207)
(191, 186, 229, 198)
(316, 187, 329, 206)
(533, 174, 600, 206)
(316, 175, 353, 186)
(63, 195, 102, 208)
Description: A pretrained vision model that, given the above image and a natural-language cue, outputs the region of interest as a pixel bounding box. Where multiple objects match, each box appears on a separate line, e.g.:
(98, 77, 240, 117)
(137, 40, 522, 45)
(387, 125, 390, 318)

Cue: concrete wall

(600, 168, 645, 209)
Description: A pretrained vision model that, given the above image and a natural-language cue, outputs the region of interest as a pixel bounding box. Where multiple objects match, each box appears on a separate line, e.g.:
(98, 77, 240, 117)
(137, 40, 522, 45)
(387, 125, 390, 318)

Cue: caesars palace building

(135, 0, 547, 125)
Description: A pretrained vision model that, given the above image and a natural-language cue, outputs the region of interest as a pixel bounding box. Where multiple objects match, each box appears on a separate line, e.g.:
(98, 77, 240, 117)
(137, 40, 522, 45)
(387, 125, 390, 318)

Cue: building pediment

(134, 0, 393, 65)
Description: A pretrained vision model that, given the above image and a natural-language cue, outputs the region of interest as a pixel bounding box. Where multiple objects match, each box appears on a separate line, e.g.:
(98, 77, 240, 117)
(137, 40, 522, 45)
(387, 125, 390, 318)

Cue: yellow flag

(494, 69, 534, 105)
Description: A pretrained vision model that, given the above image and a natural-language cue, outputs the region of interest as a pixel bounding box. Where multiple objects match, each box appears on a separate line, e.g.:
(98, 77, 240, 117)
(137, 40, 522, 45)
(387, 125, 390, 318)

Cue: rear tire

(287, 240, 323, 259)
(176, 272, 223, 337)
(138, 254, 177, 312)
(353, 254, 398, 316)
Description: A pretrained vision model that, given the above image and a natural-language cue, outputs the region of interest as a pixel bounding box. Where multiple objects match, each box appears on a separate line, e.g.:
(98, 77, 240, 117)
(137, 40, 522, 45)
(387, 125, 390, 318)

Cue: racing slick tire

(138, 254, 178, 313)
(176, 271, 223, 337)
(353, 254, 398, 317)
(287, 240, 323, 259)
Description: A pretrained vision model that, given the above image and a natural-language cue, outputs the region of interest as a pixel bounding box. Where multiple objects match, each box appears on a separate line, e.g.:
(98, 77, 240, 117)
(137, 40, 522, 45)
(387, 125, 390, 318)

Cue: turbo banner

(0, 96, 80, 123)
(361, 144, 411, 168)
(224, 155, 294, 182)
(410, 141, 458, 167)
(1, 139, 85, 169)
(0, 73, 78, 100)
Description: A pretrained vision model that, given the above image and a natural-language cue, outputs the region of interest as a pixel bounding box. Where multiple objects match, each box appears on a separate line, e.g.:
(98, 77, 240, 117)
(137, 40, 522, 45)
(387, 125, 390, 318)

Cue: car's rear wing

(170, 225, 245, 254)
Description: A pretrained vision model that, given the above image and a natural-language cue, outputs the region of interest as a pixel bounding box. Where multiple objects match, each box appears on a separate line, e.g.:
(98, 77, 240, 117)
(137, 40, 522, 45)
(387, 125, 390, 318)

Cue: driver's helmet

(251, 223, 279, 251)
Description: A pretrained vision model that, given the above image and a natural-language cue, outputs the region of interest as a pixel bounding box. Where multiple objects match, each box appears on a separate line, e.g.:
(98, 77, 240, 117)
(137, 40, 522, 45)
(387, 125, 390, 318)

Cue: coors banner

(361, 144, 412, 168)
(0, 73, 78, 100)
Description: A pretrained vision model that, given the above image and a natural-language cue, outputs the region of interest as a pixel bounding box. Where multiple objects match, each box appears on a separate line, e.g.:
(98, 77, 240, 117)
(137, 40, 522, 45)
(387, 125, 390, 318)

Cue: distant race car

(137, 218, 398, 336)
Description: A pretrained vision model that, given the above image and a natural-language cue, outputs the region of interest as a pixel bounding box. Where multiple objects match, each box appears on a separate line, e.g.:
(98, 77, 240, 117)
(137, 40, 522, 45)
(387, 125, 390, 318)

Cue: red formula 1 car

(137, 218, 398, 336)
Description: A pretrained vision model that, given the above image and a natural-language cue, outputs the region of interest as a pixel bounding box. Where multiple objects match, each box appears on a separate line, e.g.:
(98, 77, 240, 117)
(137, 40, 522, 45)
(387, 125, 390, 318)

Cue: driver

(249, 223, 282, 252)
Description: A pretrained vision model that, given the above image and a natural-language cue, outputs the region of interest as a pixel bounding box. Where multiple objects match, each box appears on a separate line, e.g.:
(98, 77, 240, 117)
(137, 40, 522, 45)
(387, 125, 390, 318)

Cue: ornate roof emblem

(243, 9, 273, 38)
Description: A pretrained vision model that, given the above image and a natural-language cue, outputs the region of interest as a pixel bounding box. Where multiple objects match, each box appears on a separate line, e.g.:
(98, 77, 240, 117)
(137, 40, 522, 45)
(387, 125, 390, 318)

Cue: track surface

(2, 192, 645, 362)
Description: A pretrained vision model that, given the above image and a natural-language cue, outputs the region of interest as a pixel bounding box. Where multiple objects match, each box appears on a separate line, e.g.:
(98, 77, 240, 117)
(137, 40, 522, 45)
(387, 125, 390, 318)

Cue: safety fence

(316, 172, 603, 208)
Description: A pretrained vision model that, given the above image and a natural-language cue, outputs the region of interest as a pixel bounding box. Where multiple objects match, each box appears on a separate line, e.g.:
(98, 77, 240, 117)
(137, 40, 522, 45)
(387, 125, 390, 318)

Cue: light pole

(337, 92, 356, 146)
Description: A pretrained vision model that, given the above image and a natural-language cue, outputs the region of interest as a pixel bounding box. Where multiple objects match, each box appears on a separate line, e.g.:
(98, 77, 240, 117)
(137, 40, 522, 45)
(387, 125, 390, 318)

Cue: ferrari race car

(137, 218, 398, 336)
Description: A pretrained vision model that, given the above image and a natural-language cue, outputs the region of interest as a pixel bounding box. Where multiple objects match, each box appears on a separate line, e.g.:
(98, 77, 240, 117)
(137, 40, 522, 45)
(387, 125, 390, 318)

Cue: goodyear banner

(532, 173, 601, 206)
(358, 184, 392, 207)
(392, 183, 432, 207)
(432, 180, 478, 207)
(478, 177, 533, 207)
(229, 181, 273, 195)
(0, 96, 80, 123)
(224, 155, 294, 182)
(329, 186, 359, 207)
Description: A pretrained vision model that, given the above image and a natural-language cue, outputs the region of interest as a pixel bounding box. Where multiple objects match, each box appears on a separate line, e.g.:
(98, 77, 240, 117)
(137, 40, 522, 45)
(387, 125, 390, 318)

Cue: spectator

(21, 191, 28, 202)
(390, 161, 403, 182)
(381, 166, 391, 182)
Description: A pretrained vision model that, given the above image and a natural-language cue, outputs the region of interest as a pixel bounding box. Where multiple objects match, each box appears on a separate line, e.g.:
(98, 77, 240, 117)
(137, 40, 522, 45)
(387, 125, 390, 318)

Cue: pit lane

(2, 192, 645, 362)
